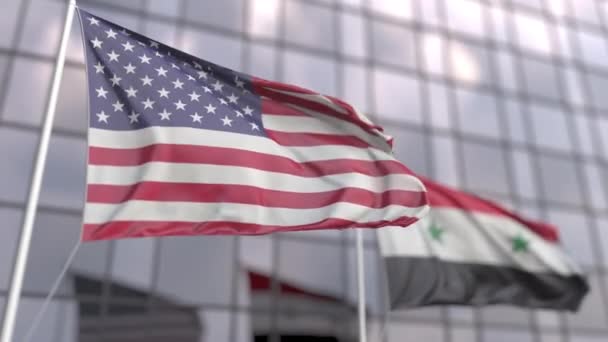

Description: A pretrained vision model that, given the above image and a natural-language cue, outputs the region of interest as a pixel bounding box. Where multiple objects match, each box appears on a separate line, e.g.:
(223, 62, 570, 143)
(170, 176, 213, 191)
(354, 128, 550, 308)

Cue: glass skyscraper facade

(0, 0, 607, 340)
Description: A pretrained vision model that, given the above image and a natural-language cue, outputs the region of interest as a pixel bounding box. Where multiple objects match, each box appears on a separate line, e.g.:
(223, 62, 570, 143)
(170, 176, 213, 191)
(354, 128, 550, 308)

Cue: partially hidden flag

(77, 9, 429, 241)
(378, 177, 589, 311)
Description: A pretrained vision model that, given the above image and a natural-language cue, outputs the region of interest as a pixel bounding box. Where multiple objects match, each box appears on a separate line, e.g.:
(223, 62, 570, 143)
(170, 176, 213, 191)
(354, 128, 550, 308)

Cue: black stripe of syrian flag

(378, 177, 589, 311)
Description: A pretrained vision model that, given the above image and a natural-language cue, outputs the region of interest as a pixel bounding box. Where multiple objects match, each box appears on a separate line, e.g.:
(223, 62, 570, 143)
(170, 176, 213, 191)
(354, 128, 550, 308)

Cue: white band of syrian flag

(379, 179, 588, 311)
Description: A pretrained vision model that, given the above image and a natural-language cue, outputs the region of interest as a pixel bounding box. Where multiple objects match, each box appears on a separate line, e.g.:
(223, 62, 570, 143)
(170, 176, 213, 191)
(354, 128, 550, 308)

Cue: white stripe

(263, 87, 349, 115)
(89, 127, 396, 163)
(378, 208, 583, 276)
(87, 163, 425, 193)
(84, 200, 427, 225)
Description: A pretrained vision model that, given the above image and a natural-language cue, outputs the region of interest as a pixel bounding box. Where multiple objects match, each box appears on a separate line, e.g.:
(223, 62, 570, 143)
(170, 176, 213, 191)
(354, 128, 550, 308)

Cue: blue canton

(80, 9, 264, 137)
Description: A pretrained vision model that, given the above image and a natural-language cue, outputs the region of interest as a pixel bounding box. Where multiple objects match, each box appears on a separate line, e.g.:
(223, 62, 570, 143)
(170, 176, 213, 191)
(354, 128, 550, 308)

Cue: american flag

(78, 9, 429, 241)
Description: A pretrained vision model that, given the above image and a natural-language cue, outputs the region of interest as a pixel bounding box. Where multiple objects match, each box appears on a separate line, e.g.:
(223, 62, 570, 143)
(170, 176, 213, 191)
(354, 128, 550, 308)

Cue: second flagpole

(0, 1, 77, 341)
(356, 229, 368, 342)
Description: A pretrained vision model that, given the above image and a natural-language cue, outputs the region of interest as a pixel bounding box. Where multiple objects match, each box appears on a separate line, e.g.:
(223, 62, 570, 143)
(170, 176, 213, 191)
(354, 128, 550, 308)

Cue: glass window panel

(587, 74, 608, 111)
(491, 7, 508, 43)
(514, 12, 552, 55)
(157, 236, 235, 305)
(505, 99, 528, 144)
(143, 20, 177, 47)
(564, 68, 585, 107)
(483, 329, 534, 342)
(0, 128, 36, 203)
(110, 238, 155, 290)
(0, 208, 20, 290)
(521, 57, 560, 101)
(450, 42, 492, 87)
(346, 243, 384, 313)
(556, 24, 573, 60)
(577, 30, 608, 69)
(368, 0, 413, 20)
(340, 12, 366, 59)
(573, 112, 596, 157)
(462, 141, 509, 195)
(584, 162, 608, 210)
(447, 306, 475, 323)
(14, 299, 76, 341)
(339, 0, 363, 7)
(599, 118, 608, 160)
(455, 88, 501, 139)
(535, 309, 561, 328)
(371, 20, 417, 69)
(421, 32, 446, 76)
(285, 0, 335, 52)
(342, 63, 368, 113)
(387, 322, 444, 342)
(566, 273, 607, 329)
(481, 306, 532, 325)
(40, 135, 86, 209)
(248, 0, 280, 38)
(571, 0, 601, 26)
(280, 228, 343, 241)
(146, 0, 180, 17)
(496, 50, 518, 92)
(185, 0, 244, 31)
(451, 327, 477, 342)
(432, 136, 462, 188)
(530, 103, 573, 152)
(388, 127, 428, 175)
(547, 209, 594, 267)
(420, 0, 440, 26)
(598, 216, 608, 267)
(571, 336, 608, 342)
(18, 1, 64, 55)
(283, 51, 336, 95)
(0, 0, 20, 48)
(445, 0, 484, 38)
(56, 66, 87, 132)
(428, 82, 451, 130)
(511, 148, 538, 200)
(66, 20, 85, 63)
(248, 43, 276, 80)
(538, 155, 583, 206)
(547, 0, 568, 17)
(373, 69, 421, 124)
(0, 55, 7, 95)
(510, 0, 543, 10)
(180, 30, 243, 70)
(389, 307, 443, 321)
(200, 310, 231, 341)
(2, 57, 53, 125)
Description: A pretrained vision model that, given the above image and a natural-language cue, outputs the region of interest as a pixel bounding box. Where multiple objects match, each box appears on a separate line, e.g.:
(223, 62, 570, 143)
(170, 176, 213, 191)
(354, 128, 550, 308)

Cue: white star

(95, 86, 108, 98)
(205, 104, 217, 114)
(93, 62, 104, 74)
(125, 86, 138, 98)
(158, 109, 172, 120)
(235, 77, 245, 88)
(96, 111, 109, 123)
(155, 66, 168, 77)
(109, 74, 122, 86)
(142, 98, 155, 109)
(120, 29, 131, 36)
(141, 75, 153, 86)
(128, 111, 140, 123)
(122, 41, 135, 52)
(219, 98, 228, 105)
(227, 93, 239, 104)
(250, 122, 260, 131)
(187, 75, 195, 81)
(172, 79, 184, 89)
(197, 70, 208, 79)
(123, 63, 136, 74)
(150, 40, 160, 48)
(193, 61, 202, 69)
(202, 86, 212, 93)
(212, 80, 224, 92)
(235, 110, 244, 118)
(105, 28, 117, 39)
(221, 116, 233, 126)
(112, 101, 125, 112)
(243, 106, 254, 116)
(139, 54, 151, 64)
(137, 41, 146, 47)
(88, 17, 100, 26)
(90, 37, 103, 49)
(174, 100, 186, 111)
(171, 63, 180, 70)
(188, 91, 201, 102)
(190, 112, 203, 123)
(157, 88, 170, 98)
(107, 50, 120, 62)
(154, 51, 164, 58)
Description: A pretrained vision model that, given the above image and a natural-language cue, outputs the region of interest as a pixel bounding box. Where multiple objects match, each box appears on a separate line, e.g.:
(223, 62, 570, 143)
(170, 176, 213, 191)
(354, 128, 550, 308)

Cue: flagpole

(0, 1, 77, 341)
(356, 229, 367, 342)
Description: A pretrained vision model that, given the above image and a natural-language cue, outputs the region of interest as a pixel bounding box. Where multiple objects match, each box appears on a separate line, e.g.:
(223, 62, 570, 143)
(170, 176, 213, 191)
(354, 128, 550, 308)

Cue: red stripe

(262, 99, 307, 116)
(420, 177, 559, 242)
(82, 216, 420, 241)
(248, 270, 342, 304)
(267, 130, 371, 148)
(89, 145, 414, 177)
(87, 182, 427, 209)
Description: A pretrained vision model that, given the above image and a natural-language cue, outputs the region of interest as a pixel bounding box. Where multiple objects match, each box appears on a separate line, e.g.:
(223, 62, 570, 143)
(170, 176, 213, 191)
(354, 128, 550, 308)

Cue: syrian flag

(378, 177, 589, 311)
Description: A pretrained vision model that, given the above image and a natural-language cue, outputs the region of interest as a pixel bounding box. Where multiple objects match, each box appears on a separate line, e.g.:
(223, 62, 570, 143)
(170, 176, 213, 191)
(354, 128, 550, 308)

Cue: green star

(512, 235, 529, 253)
(428, 223, 444, 242)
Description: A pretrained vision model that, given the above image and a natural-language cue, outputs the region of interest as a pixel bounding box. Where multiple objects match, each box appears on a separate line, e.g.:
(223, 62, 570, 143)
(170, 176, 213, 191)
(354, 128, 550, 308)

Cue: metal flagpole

(356, 229, 368, 342)
(0, 0, 77, 341)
